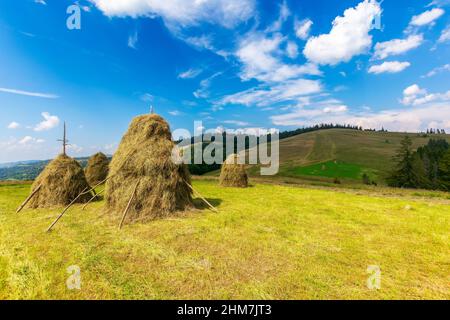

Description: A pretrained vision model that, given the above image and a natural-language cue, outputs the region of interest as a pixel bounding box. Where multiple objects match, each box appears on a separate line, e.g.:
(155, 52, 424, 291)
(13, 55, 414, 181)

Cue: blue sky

(1, 0, 450, 162)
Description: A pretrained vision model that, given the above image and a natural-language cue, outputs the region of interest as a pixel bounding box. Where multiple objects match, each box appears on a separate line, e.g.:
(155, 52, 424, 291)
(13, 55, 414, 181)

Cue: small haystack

(28, 154, 92, 208)
(85, 152, 109, 185)
(219, 154, 248, 188)
(105, 114, 193, 224)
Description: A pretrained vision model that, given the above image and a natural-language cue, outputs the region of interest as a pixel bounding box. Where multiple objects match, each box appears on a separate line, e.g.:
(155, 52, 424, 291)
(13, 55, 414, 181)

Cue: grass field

(282, 160, 377, 180)
(0, 180, 449, 300)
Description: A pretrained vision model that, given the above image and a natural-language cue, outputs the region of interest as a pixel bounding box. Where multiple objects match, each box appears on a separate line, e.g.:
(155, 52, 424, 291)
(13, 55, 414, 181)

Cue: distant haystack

(28, 154, 92, 208)
(105, 114, 193, 224)
(219, 154, 248, 188)
(85, 152, 109, 185)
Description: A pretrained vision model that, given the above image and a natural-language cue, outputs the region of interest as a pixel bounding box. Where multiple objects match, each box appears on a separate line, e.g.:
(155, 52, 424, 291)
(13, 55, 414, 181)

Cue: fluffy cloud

(401, 84, 450, 106)
(303, 0, 381, 65)
(439, 25, 450, 42)
(373, 34, 423, 59)
(219, 79, 322, 107)
(410, 8, 445, 26)
(368, 61, 411, 74)
(223, 120, 250, 126)
(294, 18, 313, 40)
(91, 0, 256, 28)
(34, 112, 60, 131)
(7, 122, 20, 129)
(271, 100, 349, 126)
(236, 32, 321, 82)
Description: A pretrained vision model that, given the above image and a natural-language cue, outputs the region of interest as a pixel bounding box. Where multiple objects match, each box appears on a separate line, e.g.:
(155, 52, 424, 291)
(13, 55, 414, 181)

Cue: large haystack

(219, 154, 248, 188)
(85, 152, 109, 185)
(105, 114, 193, 223)
(28, 154, 92, 208)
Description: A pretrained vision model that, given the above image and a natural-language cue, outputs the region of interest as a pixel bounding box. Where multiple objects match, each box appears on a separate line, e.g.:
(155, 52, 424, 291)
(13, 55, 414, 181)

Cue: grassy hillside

(0, 180, 449, 299)
(266, 130, 450, 184)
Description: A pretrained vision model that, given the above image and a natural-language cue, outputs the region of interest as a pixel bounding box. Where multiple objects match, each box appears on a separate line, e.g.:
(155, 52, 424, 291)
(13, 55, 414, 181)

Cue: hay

(85, 152, 109, 185)
(219, 154, 248, 188)
(28, 154, 92, 208)
(105, 114, 193, 223)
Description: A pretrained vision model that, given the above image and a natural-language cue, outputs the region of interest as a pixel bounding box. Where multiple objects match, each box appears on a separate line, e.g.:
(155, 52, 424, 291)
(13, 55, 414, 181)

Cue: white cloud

(178, 68, 202, 79)
(0, 87, 59, 99)
(410, 8, 445, 27)
(422, 63, 450, 77)
(223, 120, 250, 126)
(236, 32, 321, 82)
(67, 144, 83, 153)
(91, 0, 256, 28)
(128, 31, 138, 49)
(140, 93, 154, 102)
(439, 25, 450, 42)
(7, 122, 20, 129)
(193, 72, 222, 99)
(168, 110, 182, 116)
(368, 61, 411, 74)
(272, 101, 450, 132)
(303, 0, 381, 65)
(266, 0, 290, 32)
(34, 0, 46, 5)
(286, 41, 299, 59)
(294, 18, 313, 40)
(401, 84, 450, 106)
(34, 112, 60, 131)
(373, 34, 423, 59)
(19, 136, 45, 145)
(219, 79, 322, 107)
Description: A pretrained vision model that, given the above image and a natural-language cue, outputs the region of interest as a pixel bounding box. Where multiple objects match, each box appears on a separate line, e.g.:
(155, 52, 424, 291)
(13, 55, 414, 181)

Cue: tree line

(387, 137, 450, 191)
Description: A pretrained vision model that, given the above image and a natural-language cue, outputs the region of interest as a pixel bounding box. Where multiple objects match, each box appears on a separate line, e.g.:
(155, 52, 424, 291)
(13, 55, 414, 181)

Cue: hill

(251, 129, 450, 185)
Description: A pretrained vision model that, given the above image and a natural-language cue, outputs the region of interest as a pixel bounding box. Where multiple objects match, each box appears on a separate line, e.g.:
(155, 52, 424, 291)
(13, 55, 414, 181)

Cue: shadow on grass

(193, 198, 222, 211)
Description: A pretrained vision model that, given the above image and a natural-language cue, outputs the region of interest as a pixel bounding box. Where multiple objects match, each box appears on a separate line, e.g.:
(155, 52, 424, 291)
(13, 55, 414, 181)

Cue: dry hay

(105, 114, 193, 223)
(85, 152, 109, 185)
(219, 154, 248, 188)
(28, 154, 92, 208)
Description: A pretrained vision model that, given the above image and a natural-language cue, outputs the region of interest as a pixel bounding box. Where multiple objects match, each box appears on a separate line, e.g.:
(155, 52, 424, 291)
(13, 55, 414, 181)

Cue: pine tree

(438, 150, 450, 190)
(387, 136, 427, 188)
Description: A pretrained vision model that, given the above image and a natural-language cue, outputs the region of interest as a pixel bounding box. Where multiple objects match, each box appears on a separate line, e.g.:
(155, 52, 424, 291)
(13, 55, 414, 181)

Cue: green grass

(0, 180, 449, 300)
(283, 160, 376, 180)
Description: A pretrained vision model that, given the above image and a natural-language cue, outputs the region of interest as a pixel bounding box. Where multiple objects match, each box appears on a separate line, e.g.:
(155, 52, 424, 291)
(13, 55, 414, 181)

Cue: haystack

(105, 114, 193, 223)
(28, 154, 92, 208)
(85, 152, 109, 185)
(219, 154, 248, 188)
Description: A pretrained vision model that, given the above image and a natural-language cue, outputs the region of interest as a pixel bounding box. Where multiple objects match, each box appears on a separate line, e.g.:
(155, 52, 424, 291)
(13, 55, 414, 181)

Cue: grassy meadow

(0, 179, 449, 300)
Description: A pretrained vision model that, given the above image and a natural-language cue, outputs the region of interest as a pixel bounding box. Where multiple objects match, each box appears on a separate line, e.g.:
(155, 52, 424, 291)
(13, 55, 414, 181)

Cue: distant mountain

(0, 156, 93, 181)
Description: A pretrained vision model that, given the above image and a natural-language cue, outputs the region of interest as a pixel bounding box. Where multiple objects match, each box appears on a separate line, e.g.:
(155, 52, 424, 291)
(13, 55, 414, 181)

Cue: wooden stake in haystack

(17, 122, 92, 211)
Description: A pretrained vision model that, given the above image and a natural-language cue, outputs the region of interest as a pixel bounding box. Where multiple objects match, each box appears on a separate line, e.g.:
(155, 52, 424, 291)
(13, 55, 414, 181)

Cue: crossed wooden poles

(16, 177, 218, 232)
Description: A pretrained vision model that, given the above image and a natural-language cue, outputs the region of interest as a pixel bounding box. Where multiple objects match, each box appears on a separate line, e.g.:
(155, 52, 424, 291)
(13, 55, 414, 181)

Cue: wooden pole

(82, 188, 105, 210)
(119, 181, 139, 230)
(46, 186, 90, 233)
(183, 179, 218, 213)
(16, 184, 42, 213)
